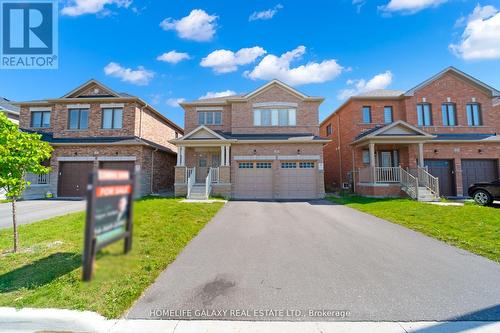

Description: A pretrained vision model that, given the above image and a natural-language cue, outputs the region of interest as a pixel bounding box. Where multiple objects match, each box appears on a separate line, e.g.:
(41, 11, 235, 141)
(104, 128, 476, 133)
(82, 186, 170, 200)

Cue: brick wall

(184, 105, 231, 134)
(136, 107, 179, 152)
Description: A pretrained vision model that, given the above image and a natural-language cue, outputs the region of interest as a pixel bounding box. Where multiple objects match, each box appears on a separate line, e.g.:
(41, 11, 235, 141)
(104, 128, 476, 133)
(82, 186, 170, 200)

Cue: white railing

(187, 167, 195, 198)
(209, 167, 219, 183)
(37, 173, 49, 184)
(359, 166, 400, 183)
(205, 168, 213, 198)
(417, 166, 440, 196)
(400, 167, 419, 199)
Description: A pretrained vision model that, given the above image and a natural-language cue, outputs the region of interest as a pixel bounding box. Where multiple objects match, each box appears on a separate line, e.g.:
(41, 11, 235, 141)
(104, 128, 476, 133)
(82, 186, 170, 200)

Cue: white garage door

(234, 161, 273, 199)
(277, 161, 317, 199)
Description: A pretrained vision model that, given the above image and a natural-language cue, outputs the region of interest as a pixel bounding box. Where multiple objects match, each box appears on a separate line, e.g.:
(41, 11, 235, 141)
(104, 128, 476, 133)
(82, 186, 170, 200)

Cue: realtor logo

(1, 0, 58, 69)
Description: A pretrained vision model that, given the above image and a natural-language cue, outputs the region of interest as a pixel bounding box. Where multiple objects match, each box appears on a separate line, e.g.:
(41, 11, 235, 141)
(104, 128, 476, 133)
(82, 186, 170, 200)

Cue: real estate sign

(82, 169, 134, 281)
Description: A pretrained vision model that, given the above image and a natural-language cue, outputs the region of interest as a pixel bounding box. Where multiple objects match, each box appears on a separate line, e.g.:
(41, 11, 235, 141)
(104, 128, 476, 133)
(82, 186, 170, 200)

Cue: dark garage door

(58, 161, 95, 198)
(462, 159, 498, 194)
(99, 161, 135, 173)
(425, 159, 455, 197)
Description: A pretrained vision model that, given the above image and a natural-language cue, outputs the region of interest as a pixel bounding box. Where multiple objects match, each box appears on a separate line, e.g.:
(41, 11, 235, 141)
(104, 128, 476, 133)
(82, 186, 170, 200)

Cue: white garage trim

(57, 156, 96, 161)
(278, 155, 320, 161)
(234, 155, 276, 161)
(97, 156, 136, 161)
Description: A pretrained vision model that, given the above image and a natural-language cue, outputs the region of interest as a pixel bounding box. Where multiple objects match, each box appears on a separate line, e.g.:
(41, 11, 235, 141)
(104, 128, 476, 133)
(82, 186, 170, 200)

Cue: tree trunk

(12, 198, 18, 253)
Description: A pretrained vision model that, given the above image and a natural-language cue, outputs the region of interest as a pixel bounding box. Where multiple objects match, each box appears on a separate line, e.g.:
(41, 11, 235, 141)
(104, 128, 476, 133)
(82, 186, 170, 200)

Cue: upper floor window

(198, 111, 222, 125)
(441, 103, 457, 126)
(253, 109, 296, 127)
(417, 103, 432, 126)
(384, 106, 393, 124)
(466, 103, 482, 126)
(102, 108, 123, 129)
(30, 110, 50, 128)
(362, 106, 371, 124)
(68, 108, 89, 130)
(326, 124, 332, 136)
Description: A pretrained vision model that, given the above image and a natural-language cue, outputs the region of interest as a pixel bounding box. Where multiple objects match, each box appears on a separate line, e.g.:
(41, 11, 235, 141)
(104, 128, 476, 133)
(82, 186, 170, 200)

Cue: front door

(379, 151, 399, 167)
(196, 153, 208, 183)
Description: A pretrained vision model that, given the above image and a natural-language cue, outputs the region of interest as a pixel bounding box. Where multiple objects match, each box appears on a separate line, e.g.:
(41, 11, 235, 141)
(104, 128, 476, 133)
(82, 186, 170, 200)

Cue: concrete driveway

(0, 200, 86, 228)
(127, 200, 500, 321)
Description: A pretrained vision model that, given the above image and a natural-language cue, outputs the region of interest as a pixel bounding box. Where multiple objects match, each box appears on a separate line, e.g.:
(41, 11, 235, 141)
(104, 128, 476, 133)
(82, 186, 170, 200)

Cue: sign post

(82, 169, 135, 281)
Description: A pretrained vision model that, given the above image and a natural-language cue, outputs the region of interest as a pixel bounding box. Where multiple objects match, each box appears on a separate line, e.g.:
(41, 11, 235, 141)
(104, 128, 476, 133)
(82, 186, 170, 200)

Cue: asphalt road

(127, 200, 500, 321)
(0, 200, 86, 228)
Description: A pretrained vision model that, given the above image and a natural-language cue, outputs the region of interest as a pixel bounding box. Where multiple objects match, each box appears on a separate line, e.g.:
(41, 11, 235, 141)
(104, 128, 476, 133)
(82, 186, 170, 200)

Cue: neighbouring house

(321, 67, 500, 200)
(170, 80, 329, 200)
(15, 80, 183, 199)
(1, 97, 20, 124)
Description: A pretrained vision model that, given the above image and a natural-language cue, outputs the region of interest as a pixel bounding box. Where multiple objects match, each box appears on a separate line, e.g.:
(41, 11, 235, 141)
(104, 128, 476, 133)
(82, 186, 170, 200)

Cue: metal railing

(205, 168, 215, 198)
(417, 166, 440, 196)
(37, 173, 49, 184)
(187, 167, 196, 198)
(209, 167, 219, 183)
(359, 166, 400, 183)
(400, 167, 419, 199)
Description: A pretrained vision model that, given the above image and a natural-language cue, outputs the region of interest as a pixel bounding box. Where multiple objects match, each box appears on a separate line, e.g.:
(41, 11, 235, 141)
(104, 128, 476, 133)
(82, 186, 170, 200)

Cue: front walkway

(127, 200, 500, 321)
(0, 200, 86, 228)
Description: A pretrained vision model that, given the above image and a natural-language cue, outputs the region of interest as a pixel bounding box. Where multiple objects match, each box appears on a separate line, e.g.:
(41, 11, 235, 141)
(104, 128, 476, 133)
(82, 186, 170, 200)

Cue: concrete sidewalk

(1, 308, 499, 333)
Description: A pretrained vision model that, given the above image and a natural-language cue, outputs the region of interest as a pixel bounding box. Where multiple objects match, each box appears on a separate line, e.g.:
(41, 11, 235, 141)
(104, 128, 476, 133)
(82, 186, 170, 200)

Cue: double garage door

(233, 160, 317, 199)
(57, 161, 135, 198)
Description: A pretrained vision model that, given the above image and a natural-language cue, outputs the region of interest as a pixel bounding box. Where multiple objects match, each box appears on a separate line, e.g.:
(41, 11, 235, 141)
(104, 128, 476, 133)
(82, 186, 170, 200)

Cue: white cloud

(166, 98, 186, 107)
(61, 0, 132, 16)
(244, 46, 344, 86)
(249, 4, 283, 21)
(200, 47, 267, 73)
(160, 9, 218, 42)
(379, 0, 448, 14)
(352, 0, 366, 13)
(337, 71, 393, 100)
(103, 62, 154, 85)
(199, 90, 237, 99)
(450, 5, 500, 60)
(157, 51, 191, 64)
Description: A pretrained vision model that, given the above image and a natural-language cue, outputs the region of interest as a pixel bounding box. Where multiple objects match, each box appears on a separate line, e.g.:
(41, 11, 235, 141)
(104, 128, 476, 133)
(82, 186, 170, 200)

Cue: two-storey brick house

(321, 67, 500, 199)
(171, 80, 328, 199)
(16, 80, 183, 199)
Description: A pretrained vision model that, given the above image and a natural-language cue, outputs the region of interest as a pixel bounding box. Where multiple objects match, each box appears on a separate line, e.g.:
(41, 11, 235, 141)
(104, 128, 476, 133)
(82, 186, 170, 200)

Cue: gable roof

(405, 66, 500, 97)
(176, 125, 231, 141)
(61, 79, 125, 98)
(181, 80, 323, 106)
(352, 120, 435, 145)
(0, 98, 19, 114)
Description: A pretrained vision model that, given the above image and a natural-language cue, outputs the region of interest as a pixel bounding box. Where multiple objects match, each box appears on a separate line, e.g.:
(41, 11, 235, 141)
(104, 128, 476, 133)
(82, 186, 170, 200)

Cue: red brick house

(16, 80, 183, 199)
(320, 67, 500, 199)
(170, 80, 328, 199)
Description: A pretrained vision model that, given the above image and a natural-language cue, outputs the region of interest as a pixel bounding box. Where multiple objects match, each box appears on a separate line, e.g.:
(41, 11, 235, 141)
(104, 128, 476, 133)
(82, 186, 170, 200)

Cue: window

(30, 111, 51, 128)
(253, 109, 296, 126)
(281, 162, 297, 168)
(198, 111, 222, 125)
(466, 103, 482, 126)
(326, 124, 332, 136)
(299, 162, 315, 169)
(175, 132, 179, 139)
(102, 108, 123, 129)
(256, 162, 272, 169)
(362, 106, 371, 124)
(362, 150, 370, 164)
(68, 108, 89, 130)
(417, 103, 432, 126)
(384, 106, 393, 124)
(238, 162, 254, 169)
(441, 103, 457, 126)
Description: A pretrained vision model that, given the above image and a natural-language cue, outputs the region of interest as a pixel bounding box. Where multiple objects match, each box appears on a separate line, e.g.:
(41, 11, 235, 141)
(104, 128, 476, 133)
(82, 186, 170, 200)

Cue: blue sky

(1, 0, 500, 127)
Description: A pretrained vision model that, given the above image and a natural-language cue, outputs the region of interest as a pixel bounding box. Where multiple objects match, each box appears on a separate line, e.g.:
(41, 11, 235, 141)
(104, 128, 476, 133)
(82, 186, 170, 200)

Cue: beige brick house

(320, 67, 500, 200)
(171, 80, 328, 199)
(16, 80, 183, 199)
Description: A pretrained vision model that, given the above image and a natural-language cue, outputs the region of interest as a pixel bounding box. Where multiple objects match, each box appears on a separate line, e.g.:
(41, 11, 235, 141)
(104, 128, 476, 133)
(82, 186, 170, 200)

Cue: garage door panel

(462, 159, 498, 194)
(58, 162, 94, 198)
(277, 162, 316, 199)
(99, 161, 135, 173)
(234, 162, 273, 199)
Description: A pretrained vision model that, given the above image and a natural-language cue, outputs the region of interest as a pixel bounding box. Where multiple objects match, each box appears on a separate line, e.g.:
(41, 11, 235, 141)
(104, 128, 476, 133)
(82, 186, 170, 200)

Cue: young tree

(0, 113, 52, 252)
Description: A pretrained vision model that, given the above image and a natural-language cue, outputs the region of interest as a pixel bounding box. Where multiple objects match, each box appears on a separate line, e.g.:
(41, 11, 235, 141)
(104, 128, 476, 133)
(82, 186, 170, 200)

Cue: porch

(351, 121, 439, 201)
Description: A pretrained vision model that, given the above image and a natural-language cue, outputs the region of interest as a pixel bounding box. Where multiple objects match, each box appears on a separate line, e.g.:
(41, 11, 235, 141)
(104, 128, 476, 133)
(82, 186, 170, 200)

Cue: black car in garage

(468, 180, 500, 206)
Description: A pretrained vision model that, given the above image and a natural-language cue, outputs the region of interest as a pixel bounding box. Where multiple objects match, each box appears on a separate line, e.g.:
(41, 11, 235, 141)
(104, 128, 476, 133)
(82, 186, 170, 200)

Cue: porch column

(418, 143, 424, 168)
(225, 145, 230, 166)
(176, 147, 181, 166)
(220, 145, 226, 166)
(369, 143, 376, 182)
(180, 146, 185, 166)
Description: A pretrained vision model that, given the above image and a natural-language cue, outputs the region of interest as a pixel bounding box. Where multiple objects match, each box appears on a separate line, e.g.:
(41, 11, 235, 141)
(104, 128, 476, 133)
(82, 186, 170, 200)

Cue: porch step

(417, 187, 439, 202)
(188, 185, 208, 200)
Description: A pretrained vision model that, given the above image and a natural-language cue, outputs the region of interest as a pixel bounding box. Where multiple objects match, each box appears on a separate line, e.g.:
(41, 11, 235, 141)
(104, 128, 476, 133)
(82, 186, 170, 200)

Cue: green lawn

(328, 196, 500, 262)
(0, 197, 223, 318)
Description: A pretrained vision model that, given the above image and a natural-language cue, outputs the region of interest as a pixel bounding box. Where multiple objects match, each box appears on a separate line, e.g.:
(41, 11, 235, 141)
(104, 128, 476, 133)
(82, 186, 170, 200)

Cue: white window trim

(253, 108, 296, 127)
(101, 103, 124, 108)
(196, 106, 224, 111)
(29, 107, 51, 112)
(67, 104, 90, 109)
(253, 102, 298, 108)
